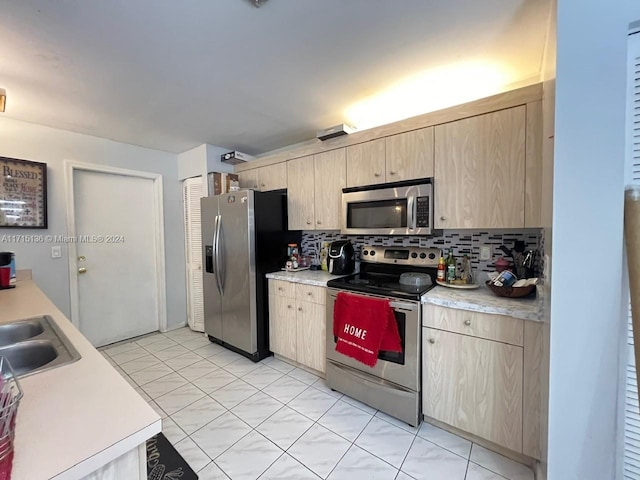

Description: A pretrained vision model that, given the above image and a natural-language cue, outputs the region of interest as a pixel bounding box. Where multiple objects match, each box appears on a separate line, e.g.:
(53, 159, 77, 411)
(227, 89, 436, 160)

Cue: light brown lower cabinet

(423, 327, 523, 452)
(268, 280, 326, 374)
(422, 305, 544, 460)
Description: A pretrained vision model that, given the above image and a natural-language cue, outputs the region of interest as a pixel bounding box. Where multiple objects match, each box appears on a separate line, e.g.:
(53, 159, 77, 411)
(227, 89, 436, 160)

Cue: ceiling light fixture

(0, 89, 5, 112)
(250, 0, 268, 7)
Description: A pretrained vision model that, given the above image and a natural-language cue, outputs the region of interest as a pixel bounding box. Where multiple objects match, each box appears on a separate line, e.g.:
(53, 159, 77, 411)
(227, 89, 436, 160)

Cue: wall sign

(0, 157, 48, 229)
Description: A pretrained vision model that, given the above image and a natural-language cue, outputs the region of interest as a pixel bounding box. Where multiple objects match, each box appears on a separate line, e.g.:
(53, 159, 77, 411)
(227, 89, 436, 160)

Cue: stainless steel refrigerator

(201, 189, 300, 361)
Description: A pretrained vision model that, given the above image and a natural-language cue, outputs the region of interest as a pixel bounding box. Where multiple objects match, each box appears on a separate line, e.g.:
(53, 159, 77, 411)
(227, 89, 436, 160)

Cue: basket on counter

(485, 280, 536, 298)
(0, 357, 23, 480)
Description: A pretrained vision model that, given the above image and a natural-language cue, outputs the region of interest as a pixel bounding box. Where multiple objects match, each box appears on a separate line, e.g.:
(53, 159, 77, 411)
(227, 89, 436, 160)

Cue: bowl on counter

(485, 281, 536, 298)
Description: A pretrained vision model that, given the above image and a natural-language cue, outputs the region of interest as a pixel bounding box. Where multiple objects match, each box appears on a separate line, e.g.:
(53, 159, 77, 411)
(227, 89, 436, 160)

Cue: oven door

(341, 183, 432, 236)
(325, 289, 420, 391)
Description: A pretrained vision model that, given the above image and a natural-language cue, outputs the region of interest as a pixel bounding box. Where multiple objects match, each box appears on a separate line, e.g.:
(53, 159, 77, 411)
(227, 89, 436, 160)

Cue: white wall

(0, 117, 187, 330)
(548, 1, 640, 478)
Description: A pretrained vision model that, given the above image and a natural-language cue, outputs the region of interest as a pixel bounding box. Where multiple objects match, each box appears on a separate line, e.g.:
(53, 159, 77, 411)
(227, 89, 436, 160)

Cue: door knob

(464, 319, 471, 326)
(78, 256, 86, 262)
(440, 216, 446, 221)
(298, 307, 302, 312)
(317, 220, 322, 225)
(429, 338, 435, 344)
(306, 220, 312, 225)
(261, 183, 265, 187)
(389, 170, 396, 175)
(374, 172, 381, 177)
(78, 267, 87, 274)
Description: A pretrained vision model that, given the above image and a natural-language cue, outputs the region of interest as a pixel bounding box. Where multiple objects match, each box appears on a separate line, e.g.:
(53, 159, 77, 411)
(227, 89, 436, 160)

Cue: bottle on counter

(437, 252, 446, 283)
(446, 247, 456, 283)
(320, 242, 329, 271)
(461, 254, 473, 284)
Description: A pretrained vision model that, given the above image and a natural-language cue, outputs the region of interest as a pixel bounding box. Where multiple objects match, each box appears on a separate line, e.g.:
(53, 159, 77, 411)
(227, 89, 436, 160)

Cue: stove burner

(349, 278, 371, 285)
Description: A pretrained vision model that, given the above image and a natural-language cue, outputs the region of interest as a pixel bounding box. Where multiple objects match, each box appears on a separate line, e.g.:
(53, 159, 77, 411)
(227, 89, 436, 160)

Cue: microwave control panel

(416, 197, 430, 228)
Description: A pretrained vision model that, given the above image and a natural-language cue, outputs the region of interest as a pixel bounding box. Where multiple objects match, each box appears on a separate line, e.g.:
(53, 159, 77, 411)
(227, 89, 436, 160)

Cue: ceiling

(0, 0, 551, 155)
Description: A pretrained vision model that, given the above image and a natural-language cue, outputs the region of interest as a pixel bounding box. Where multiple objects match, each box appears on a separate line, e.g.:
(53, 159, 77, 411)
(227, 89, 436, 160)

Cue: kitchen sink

(0, 316, 81, 377)
(0, 320, 45, 347)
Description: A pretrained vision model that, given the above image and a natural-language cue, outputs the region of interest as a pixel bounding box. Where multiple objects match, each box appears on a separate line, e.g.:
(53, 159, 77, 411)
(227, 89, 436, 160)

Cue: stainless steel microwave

(341, 180, 433, 235)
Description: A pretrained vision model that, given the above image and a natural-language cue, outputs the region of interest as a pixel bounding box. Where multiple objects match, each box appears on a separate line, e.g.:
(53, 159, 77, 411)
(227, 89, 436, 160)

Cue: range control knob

(363, 250, 369, 256)
(419, 253, 427, 259)
(370, 250, 376, 256)
(411, 252, 418, 259)
(428, 253, 436, 260)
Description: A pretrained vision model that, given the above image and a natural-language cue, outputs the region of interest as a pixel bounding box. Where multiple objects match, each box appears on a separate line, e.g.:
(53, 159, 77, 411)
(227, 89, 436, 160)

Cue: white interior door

(73, 169, 159, 347)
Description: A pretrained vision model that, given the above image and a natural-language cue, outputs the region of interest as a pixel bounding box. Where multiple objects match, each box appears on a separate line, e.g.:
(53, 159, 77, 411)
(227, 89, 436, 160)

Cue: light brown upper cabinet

(238, 169, 259, 190)
(287, 149, 346, 230)
(385, 127, 435, 182)
(346, 139, 386, 187)
(434, 106, 526, 229)
(525, 101, 543, 228)
(314, 149, 347, 229)
(258, 162, 287, 191)
(287, 155, 315, 230)
(238, 163, 287, 192)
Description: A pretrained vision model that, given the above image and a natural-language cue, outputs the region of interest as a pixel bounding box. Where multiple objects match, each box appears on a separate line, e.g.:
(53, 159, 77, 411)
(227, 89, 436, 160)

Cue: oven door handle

(389, 301, 418, 311)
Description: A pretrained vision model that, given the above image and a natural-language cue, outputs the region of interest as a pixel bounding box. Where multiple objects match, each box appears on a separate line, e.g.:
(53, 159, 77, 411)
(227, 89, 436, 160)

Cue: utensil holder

(0, 357, 23, 480)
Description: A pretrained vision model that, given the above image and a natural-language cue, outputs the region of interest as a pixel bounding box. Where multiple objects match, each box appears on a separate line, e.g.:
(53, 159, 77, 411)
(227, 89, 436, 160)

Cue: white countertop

(0, 280, 161, 480)
(266, 269, 346, 286)
(421, 284, 544, 322)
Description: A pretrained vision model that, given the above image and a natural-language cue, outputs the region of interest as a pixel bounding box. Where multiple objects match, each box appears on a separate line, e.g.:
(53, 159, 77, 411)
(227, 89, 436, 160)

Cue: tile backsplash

(301, 229, 544, 278)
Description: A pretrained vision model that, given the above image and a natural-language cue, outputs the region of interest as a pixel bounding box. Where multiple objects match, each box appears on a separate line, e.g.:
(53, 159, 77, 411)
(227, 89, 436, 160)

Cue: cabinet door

(259, 162, 287, 192)
(385, 127, 434, 182)
(423, 327, 523, 452)
(296, 300, 326, 373)
(268, 294, 297, 361)
(346, 139, 386, 187)
(238, 169, 259, 190)
(434, 106, 526, 229)
(287, 155, 315, 230)
(314, 149, 346, 230)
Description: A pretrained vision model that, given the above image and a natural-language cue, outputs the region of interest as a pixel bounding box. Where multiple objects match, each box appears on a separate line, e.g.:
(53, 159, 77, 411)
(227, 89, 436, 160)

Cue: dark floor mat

(146, 432, 198, 480)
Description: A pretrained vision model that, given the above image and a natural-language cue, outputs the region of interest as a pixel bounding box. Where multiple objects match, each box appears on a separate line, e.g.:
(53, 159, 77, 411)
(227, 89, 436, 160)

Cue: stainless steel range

(325, 245, 439, 426)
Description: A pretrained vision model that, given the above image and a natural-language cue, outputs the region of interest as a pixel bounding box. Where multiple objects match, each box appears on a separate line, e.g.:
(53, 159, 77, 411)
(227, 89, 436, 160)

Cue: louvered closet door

(625, 31, 640, 480)
(183, 177, 205, 332)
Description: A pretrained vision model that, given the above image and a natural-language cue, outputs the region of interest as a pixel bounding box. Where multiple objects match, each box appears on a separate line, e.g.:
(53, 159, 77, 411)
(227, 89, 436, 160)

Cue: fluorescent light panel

(344, 61, 515, 131)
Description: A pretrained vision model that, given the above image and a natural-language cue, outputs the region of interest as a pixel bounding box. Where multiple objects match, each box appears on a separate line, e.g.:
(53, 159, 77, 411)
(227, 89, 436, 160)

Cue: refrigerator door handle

(213, 214, 223, 296)
(218, 215, 225, 293)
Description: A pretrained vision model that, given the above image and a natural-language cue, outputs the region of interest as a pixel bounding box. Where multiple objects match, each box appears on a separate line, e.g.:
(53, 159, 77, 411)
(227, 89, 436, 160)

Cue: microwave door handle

(407, 196, 416, 230)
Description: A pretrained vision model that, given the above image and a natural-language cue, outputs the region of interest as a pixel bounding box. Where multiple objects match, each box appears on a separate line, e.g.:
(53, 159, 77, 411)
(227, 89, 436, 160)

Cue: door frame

(63, 160, 168, 333)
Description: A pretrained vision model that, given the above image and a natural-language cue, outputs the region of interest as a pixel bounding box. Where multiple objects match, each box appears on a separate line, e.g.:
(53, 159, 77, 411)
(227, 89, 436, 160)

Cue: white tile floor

(100, 327, 535, 480)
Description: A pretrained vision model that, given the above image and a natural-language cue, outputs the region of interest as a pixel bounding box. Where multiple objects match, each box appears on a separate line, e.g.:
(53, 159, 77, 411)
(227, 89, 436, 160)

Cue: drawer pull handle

(440, 216, 447, 221)
(298, 307, 303, 312)
(429, 338, 435, 344)
(464, 319, 471, 326)
(306, 220, 312, 225)
(307, 292, 312, 296)
(374, 172, 381, 177)
(287, 304, 292, 309)
(278, 287, 283, 291)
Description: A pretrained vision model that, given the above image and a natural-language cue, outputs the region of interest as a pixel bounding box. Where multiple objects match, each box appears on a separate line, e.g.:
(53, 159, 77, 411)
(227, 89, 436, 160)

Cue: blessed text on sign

(0, 157, 47, 228)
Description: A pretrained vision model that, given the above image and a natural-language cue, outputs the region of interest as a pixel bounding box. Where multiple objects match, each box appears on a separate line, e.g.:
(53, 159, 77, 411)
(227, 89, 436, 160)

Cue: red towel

(333, 292, 402, 367)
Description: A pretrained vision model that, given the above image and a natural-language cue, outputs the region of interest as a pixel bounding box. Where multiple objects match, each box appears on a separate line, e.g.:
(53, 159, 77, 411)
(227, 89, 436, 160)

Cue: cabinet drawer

(269, 279, 295, 298)
(423, 304, 523, 346)
(296, 284, 326, 305)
